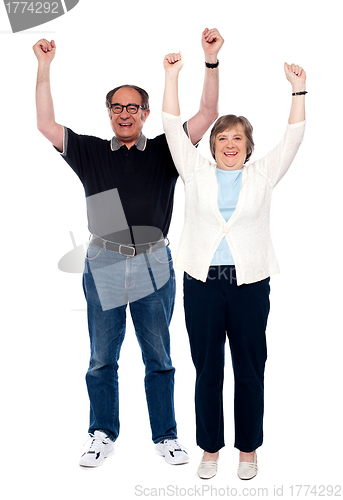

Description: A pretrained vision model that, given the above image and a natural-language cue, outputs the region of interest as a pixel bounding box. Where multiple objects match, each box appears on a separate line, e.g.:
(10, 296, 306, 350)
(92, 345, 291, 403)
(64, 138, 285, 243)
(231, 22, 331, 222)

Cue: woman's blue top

(210, 168, 242, 266)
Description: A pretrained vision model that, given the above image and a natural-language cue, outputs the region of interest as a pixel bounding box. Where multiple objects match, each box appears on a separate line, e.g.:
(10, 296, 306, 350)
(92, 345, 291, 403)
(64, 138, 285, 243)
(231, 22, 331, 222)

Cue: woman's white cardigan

(162, 112, 305, 285)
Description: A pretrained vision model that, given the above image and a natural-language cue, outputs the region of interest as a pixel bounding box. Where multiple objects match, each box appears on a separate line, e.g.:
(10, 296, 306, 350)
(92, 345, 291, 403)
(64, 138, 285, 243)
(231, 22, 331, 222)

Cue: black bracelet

(292, 91, 308, 96)
(205, 60, 219, 69)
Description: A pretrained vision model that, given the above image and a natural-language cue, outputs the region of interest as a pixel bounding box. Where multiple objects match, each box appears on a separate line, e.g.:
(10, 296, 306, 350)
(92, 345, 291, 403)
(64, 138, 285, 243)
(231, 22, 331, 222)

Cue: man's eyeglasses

(109, 103, 145, 114)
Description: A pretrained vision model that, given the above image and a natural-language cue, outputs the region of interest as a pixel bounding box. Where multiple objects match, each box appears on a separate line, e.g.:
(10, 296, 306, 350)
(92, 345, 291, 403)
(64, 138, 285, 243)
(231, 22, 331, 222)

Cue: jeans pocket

(85, 243, 103, 261)
(152, 246, 173, 264)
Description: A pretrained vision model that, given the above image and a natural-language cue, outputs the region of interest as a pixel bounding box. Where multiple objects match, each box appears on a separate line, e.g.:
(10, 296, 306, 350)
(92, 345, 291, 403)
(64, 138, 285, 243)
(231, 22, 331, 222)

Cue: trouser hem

(234, 441, 262, 453)
(197, 441, 225, 454)
(89, 428, 117, 442)
(153, 434, 178, 444)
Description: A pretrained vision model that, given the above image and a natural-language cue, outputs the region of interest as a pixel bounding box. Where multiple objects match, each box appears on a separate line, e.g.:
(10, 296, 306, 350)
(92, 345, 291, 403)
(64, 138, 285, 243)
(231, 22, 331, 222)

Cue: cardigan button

(222, 227, 228, 234)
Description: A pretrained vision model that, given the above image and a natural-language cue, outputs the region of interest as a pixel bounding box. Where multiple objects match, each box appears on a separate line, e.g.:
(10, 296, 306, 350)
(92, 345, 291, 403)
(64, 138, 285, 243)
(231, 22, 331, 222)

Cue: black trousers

(183, 266, 270, 453)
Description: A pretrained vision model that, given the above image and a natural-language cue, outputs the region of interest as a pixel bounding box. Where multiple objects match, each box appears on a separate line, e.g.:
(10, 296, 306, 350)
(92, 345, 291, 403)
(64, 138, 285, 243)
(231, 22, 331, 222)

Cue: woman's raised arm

(163, 52, 184, 116)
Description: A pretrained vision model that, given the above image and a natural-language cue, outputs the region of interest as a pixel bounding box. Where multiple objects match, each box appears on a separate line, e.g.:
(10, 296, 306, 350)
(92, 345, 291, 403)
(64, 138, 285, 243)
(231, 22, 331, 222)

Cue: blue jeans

(82, 242, 177, 443)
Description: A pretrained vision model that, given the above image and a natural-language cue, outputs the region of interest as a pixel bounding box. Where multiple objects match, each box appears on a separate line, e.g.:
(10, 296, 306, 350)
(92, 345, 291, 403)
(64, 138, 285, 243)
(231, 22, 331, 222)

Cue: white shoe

(79, 431, 114, 467)
(237, 451, 258, 480)
(155, 439, 189, 465)
(198, 459, 218, 479)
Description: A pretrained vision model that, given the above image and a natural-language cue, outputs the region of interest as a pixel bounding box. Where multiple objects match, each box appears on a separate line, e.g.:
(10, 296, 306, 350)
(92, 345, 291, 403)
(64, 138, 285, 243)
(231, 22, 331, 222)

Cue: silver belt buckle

(119, 244, 135, 257)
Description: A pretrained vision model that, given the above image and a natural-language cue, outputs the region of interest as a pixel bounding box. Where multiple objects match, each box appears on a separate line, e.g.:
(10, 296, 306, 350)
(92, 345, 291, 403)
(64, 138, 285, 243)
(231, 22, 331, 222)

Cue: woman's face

(214, 124, 247, 171)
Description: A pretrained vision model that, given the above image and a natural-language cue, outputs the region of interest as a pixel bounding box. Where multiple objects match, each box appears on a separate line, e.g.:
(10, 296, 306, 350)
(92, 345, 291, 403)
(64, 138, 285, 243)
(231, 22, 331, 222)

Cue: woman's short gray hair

(209, 115, 254, 164)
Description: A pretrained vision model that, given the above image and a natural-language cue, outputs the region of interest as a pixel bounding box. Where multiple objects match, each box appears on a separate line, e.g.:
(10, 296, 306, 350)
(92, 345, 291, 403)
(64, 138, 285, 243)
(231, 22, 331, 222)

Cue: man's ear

(142, 109, 150, 122)
(108, 108, 112, 119)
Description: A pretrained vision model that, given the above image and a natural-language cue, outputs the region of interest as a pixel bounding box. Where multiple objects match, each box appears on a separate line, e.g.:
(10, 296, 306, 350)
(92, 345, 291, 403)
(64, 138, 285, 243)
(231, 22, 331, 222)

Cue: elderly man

(33, 28, 224, 467)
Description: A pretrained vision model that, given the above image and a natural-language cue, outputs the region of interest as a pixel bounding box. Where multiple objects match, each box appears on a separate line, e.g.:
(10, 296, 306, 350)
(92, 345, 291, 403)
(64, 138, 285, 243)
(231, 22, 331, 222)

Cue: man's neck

(111, 133, 146, 152)
(120, 140, 136, 150)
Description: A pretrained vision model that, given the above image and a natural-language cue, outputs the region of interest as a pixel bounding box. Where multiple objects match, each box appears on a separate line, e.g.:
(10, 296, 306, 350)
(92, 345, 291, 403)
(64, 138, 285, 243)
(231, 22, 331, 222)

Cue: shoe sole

(237, 473, 257, 480)
(198, 472, 217, 479)
(155, 448, 189, 465)
(79, 449, 114, 467)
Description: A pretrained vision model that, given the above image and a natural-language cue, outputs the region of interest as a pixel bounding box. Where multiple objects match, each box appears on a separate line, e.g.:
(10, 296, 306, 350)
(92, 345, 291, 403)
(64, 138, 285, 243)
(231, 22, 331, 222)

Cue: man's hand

(202, 28, 224, 63)
(33, 39, 56, 64)
(163, 52, 184, 76)
(284, 63, 306, 124)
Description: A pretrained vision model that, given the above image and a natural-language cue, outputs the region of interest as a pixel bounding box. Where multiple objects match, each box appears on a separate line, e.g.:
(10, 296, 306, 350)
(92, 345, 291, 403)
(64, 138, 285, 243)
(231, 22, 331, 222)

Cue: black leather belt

(89, 234, 168, 257)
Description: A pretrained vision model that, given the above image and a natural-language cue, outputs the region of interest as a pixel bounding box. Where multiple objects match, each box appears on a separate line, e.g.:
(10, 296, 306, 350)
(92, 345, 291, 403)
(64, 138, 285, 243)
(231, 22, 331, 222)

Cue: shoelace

(84, 435, 109, 454)
(162, 439, 187, 452)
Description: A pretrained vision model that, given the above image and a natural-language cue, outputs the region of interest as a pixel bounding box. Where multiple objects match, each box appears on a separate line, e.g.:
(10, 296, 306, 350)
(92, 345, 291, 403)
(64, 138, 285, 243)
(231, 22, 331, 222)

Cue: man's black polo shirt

(58, 126, 180, 244)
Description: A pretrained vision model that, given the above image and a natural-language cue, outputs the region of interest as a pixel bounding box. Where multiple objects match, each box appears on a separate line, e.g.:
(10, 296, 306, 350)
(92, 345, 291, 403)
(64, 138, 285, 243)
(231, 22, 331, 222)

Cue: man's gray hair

(105, 85, 150, 110)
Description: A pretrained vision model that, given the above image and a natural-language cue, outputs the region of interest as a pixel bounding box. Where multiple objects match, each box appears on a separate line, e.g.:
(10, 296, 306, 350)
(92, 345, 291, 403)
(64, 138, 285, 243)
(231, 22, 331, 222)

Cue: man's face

(108, 87, 150, 148)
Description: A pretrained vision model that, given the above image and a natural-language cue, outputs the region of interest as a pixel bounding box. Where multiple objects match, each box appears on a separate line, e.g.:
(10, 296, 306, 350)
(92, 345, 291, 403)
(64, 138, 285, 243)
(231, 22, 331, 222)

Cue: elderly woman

(162, 53, 306, 480)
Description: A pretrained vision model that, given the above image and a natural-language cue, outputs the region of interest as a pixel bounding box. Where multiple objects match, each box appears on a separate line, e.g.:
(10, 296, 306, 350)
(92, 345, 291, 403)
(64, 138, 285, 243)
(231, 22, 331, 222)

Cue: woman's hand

(284, 63, 306, 92)
(163, 52, 184, 76)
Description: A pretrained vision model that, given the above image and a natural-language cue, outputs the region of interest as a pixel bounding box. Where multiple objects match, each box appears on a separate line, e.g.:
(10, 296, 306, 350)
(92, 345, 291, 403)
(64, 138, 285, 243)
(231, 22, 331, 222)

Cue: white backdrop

(1, 0, 342, 498)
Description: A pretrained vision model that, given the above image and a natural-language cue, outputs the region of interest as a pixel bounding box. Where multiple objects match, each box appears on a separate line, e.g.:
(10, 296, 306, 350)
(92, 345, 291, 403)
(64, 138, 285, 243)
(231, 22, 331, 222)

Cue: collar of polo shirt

(110, 133, 147, 152)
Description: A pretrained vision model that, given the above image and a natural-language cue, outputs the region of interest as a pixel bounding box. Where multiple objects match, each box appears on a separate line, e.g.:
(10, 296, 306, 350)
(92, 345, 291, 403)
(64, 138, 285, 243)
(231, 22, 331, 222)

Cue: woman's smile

(215, 124, 247, 170)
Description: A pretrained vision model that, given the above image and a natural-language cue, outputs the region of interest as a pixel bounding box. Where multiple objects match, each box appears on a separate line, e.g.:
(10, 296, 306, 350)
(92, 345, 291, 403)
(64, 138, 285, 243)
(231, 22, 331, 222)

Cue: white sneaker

(79, 431, 114, 467)
(155, 439, 189, 465)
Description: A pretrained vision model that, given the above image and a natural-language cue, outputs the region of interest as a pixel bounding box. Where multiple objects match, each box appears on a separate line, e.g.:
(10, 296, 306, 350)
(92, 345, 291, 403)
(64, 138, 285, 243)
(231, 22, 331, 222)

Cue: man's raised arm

(33, 39, 64, 152)
(187, 28, 224, 145)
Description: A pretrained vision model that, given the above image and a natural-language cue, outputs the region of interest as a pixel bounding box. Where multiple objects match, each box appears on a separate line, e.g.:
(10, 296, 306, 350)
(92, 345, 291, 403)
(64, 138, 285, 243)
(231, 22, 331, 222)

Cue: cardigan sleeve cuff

(287, 119, 306, 129)
(162, 111, 182, 126)
(162, 111, 205, 182)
